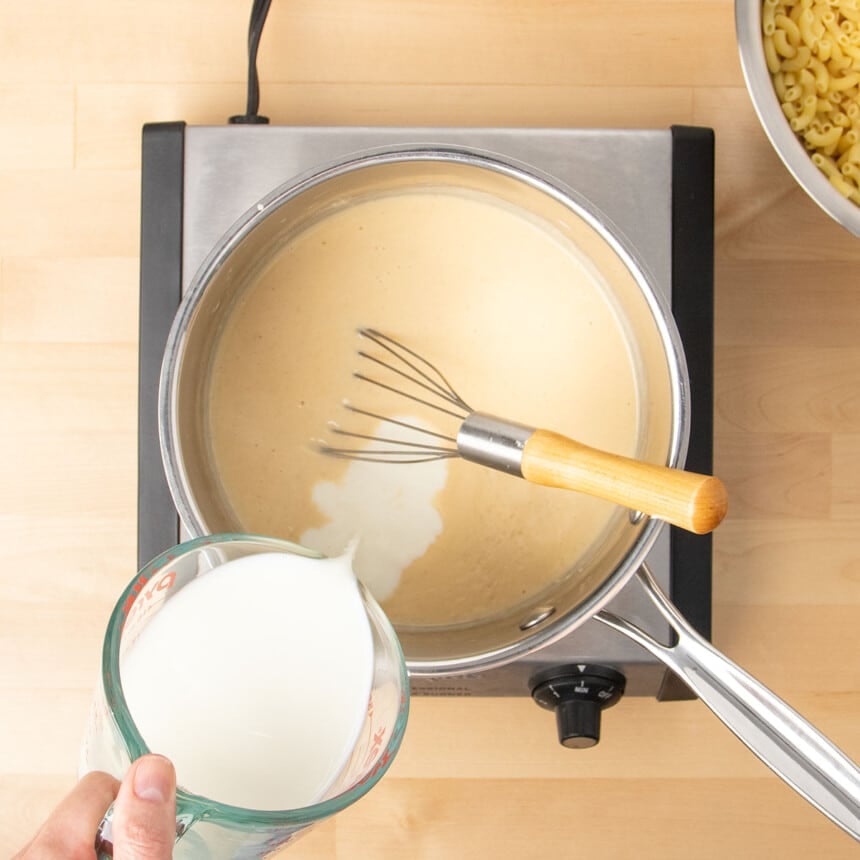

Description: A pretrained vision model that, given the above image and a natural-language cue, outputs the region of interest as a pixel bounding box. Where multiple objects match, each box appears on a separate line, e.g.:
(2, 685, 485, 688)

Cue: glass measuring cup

(79, 533, 410, 859)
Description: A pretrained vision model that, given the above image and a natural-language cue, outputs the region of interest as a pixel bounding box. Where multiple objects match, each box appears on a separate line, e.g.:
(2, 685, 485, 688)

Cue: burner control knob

(530, 664, 626, 749)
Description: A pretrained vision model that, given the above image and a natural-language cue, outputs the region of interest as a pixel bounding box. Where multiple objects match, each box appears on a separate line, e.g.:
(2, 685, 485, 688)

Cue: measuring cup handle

(94, 800, 196, 858)
(94, 803, 116, 860)
(596, 565, 860, 841)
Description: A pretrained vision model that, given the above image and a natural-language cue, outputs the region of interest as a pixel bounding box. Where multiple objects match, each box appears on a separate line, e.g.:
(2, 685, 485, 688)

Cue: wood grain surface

(1, 1, 859, 857)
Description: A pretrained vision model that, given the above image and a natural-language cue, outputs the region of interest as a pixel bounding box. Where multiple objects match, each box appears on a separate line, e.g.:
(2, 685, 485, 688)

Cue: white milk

(120, 551, 374, 810)
(302, 416, 447, 600)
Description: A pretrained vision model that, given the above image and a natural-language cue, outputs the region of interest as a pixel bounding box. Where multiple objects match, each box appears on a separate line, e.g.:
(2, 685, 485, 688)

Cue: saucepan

(158, 147, 860, 838)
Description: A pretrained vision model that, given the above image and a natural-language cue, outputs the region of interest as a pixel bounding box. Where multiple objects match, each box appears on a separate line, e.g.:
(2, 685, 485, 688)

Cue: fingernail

(133, 755, 175, 803)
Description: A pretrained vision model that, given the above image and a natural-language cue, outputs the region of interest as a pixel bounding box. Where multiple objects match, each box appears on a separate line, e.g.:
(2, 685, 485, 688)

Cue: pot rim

(158, 144, 691, 676)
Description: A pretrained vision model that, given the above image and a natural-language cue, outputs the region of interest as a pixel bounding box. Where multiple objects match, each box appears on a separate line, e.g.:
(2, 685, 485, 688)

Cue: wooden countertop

(1, 1, 858, 856)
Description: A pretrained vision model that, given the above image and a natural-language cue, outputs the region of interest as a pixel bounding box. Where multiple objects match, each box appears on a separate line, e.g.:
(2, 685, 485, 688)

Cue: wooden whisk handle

(520, 429, 728, 535)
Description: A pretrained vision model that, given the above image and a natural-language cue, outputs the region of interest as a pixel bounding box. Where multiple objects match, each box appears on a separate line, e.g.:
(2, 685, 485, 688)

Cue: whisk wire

(356, 351, 469, 415)
(318, 328, 472, 463)
(321, 449, 459, 464)
(353, 372, 467, 421)
(319, 400, 461, 463)
(358, 328, 472, 415)
(330, 429, 454, 453)
(341, 404, 459, 445)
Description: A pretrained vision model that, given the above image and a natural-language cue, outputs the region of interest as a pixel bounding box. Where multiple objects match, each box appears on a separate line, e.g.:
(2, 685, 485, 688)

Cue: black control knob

(530, 664, 626, 749)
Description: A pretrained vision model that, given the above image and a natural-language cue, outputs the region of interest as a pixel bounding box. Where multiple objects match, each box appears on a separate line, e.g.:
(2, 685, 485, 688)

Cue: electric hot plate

(138, 123, 715, 746)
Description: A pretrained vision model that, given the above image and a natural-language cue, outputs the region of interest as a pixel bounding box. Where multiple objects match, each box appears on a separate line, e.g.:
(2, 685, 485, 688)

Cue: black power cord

(229, 0, 273, 124)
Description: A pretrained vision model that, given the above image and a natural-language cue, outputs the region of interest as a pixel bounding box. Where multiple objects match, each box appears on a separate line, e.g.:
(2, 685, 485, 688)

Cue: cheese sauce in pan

(206, 188, 645, 627)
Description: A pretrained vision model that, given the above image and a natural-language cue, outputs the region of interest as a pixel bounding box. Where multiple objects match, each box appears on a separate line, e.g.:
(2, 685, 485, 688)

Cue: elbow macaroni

(764, 0, 860, 204)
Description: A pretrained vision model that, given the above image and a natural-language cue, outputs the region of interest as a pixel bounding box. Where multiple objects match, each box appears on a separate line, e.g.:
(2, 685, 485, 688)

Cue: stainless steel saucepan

(158, 147, 860, 839)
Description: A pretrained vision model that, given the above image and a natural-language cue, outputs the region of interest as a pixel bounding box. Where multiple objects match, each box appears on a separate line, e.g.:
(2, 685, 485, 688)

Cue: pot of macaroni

(736, 0, 860, 236)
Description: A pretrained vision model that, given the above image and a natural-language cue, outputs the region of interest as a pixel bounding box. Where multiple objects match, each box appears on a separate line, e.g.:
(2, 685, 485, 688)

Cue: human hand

(14, 754, 177, 860)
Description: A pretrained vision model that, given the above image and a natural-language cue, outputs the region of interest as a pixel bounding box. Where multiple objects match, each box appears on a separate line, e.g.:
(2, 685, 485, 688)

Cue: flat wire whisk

(319, 328, 728, 535)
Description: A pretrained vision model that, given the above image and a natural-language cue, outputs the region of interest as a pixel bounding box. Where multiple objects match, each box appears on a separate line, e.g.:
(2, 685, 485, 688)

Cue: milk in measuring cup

(120, 551, 374, 810)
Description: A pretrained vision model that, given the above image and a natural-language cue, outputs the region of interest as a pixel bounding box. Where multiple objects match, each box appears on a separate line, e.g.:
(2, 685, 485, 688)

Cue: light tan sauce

(207, 189, 642, 627)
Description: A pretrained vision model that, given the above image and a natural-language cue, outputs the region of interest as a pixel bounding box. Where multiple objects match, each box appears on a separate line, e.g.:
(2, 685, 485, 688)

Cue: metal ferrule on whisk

(456, 413, 535, 477)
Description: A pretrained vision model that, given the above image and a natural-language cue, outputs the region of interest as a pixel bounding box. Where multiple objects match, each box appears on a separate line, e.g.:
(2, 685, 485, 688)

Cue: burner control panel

(531, 664, 626, 748)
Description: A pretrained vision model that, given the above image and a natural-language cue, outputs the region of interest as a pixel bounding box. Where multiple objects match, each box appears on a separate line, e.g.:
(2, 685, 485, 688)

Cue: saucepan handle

(595, 564, 860, 841)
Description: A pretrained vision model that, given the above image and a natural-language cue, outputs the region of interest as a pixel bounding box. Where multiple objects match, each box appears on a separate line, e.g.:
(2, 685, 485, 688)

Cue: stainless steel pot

(159, 147, 688, 673)
(159, 147, 860, 838)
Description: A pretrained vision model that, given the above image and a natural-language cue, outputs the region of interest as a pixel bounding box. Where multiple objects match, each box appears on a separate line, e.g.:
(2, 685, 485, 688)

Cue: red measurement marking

(357, 743, 392, 787)
(121, 571, 177, 631)
(121, 574, 150, 617)
(155, 571, 176, 591)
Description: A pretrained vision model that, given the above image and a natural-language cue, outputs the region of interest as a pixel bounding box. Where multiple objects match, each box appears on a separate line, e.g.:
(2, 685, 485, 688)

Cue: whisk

(319, 328, 728, 535)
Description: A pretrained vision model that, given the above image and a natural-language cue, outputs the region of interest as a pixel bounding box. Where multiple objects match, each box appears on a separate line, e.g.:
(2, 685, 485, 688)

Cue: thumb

(112, 754, 177, 860)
